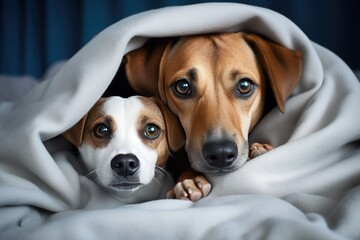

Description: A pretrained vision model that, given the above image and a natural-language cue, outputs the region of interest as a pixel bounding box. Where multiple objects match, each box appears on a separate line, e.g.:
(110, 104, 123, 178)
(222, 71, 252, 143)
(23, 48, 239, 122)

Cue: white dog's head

(63, 96, 170, 196)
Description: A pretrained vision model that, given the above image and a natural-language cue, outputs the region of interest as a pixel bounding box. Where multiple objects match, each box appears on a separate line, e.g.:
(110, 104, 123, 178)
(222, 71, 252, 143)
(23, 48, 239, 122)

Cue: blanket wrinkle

(327, 186, 360, 239)
(0, 2, 360, 240)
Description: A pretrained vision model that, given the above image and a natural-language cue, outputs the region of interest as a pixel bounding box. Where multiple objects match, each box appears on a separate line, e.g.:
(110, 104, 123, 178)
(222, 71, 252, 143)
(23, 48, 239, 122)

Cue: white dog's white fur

(63, 96, 173, 203)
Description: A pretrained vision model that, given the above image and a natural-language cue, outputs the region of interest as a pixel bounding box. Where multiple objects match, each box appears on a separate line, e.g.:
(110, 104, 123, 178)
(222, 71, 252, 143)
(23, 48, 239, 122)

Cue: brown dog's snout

(111, 154, 140, 177)
(202, 140, 238, 168)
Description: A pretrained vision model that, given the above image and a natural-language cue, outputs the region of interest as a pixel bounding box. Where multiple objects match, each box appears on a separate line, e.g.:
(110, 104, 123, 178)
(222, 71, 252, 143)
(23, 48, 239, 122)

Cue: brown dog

(124, 32, 302, 198)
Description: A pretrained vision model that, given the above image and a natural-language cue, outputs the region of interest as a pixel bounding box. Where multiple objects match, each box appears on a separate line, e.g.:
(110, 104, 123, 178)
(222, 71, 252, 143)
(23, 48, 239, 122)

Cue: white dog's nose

(111, 154, 140, 177)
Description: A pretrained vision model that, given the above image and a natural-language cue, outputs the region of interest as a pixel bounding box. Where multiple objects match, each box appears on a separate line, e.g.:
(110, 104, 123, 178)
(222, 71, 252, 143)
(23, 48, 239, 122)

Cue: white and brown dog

(124, 32, 302, 198)
(63, 96, 208, 203)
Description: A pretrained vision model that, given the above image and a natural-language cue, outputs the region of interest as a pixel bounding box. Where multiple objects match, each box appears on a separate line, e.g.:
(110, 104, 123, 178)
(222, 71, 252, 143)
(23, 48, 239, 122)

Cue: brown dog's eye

(143, 123, 161, 139)
(93, 123, 111, 138)
(172, 78, 192, 98)
(236, 78, 255, 98)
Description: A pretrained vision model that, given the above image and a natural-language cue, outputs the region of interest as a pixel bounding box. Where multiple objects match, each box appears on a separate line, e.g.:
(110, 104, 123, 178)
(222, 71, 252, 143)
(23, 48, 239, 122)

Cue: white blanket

(0, 3, 359, 240)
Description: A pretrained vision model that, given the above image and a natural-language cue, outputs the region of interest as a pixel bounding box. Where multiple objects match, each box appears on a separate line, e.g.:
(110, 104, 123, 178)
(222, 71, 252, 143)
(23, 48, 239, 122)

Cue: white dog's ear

(124, 38, 174, 97)
(244, 33, 303, 112)
(63, 98, 106, 147)
(156, 99, 185, 152)
(62, 114, 88, 148)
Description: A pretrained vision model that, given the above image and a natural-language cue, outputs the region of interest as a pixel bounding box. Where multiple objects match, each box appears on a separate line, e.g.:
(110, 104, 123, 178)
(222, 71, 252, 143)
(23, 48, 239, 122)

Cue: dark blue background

(1, 0, 359, 78)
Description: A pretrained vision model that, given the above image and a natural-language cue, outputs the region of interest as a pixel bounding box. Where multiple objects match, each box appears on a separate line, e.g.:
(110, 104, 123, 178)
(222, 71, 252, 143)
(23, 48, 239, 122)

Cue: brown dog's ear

(125, 38, 172, 96)
(62, 114, 88, 148)
(244, 33, 302, 112)
(156, 99, 185, 152)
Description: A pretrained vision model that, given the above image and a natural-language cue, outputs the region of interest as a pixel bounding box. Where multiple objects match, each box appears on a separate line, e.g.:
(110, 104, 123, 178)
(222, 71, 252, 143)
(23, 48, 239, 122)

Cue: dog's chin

(193, 165, 240, 176)
(101, 183, 144, 196)
(205, 167, 240, 176)
(101, 183, 146, 203)
(190, 156, 248, 176)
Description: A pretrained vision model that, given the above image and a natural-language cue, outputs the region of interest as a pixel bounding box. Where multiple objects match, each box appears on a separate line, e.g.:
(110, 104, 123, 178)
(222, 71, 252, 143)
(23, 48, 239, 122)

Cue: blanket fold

(0, 3, 359, 240)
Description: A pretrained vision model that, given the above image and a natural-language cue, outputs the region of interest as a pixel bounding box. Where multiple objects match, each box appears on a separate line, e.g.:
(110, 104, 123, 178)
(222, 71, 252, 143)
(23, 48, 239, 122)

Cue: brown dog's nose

(202, 141, 238, 168)
(111, 154, 140, 177)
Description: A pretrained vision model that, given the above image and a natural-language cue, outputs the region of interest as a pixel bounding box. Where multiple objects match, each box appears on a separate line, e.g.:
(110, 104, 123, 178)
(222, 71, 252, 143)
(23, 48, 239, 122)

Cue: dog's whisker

(85, 169, 99, 180)
(155, 166, 171, 177)
(167, 150, 175, 159)
(152, 166, 173, 186)
(152, 176, 161, 185)
(155, 167, 165, 176)
(85, 170, 96, 178)
(155, 166, 174, 184)
(153, 174, 163, 184)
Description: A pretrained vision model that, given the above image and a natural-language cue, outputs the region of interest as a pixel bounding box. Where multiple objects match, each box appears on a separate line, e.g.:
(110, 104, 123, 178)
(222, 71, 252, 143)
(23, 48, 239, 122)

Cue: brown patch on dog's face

(82, 98, 116, 149)
(161, 33, 266, 173)
(138, 97, 169, 167)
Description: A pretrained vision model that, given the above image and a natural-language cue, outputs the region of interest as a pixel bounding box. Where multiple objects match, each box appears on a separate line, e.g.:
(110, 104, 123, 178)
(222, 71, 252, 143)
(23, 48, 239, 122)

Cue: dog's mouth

(108, 182, 144, 191)
(212, 167, 239, 175)
(188, 150, 249, 176)
(198, 164, 241, 176)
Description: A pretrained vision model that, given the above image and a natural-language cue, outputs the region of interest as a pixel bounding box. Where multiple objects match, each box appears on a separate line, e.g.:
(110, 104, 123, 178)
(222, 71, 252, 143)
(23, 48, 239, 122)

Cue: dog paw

(166, 175, 211, 202)
(249, 143, 273, 159)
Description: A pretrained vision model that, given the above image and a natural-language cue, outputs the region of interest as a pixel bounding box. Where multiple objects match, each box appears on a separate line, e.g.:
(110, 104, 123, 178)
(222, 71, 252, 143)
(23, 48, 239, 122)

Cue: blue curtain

(1, 0, 359, 78)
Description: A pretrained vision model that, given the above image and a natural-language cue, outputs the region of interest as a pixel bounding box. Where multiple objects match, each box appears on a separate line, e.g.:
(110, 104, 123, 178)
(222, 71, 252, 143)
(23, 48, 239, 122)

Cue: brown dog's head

(125, 32, 302, 175)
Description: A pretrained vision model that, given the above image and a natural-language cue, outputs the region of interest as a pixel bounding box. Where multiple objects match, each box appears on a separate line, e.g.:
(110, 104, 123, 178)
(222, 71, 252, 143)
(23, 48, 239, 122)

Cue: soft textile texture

(0, 3, 359, 240)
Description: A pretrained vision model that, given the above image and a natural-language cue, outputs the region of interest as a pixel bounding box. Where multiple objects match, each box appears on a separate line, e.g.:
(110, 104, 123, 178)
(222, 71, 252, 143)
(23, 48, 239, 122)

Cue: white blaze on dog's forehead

(102, 96, 144, 152)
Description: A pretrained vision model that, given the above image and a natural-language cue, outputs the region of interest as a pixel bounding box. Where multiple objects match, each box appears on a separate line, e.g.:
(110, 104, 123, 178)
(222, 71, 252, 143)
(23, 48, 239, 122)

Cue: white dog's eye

(143, 123, 161, 139)
(93, 123, 111, 138)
